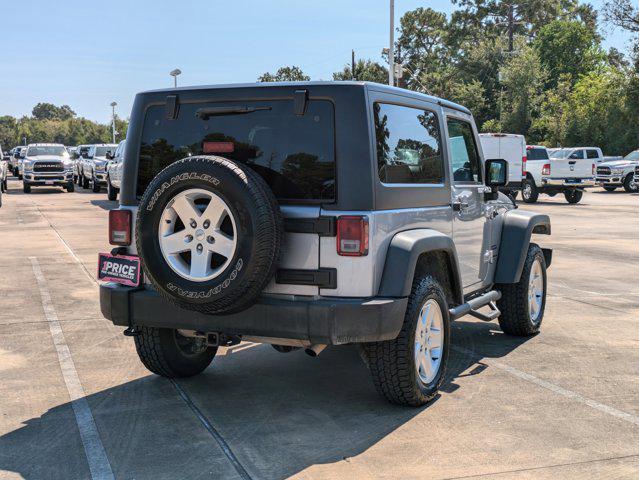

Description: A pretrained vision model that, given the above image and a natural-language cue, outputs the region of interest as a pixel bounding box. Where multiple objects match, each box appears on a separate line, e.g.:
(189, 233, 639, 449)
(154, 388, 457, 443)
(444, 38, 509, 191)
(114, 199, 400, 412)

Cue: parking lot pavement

(0, 178, 637, 480)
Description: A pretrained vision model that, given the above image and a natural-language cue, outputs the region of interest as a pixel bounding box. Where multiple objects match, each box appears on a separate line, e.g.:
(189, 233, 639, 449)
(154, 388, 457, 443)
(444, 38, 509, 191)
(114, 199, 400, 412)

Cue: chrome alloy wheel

(159, 188, 237, 282)
(528, 257, 544, 323)
(523, 182, 532, 199)
(414, 299, 444, 385)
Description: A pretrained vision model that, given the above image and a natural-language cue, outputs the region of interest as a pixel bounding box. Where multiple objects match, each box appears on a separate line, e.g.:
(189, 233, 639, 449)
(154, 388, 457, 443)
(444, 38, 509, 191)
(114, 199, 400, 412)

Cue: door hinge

(483, 249, 496, 264)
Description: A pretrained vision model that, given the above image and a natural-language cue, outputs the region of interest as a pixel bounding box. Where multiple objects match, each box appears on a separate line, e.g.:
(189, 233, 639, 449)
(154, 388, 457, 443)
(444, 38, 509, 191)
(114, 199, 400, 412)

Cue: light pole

(170, 68, 182, 88)
(389, 0, 395, 86)
(110, 102, 117, 143)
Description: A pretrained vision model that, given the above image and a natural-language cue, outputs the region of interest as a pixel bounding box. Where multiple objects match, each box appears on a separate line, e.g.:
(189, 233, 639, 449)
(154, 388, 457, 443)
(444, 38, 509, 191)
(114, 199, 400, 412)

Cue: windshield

(550, 149, 571, 159)
(95, 146, 115, 157)
(27, 146, 66, 157)
(624, 150, 639, 161)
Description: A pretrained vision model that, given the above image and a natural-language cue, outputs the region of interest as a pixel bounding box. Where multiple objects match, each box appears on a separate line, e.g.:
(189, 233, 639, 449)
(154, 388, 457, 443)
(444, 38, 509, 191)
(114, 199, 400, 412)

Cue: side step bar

(449, 290, 501, 321)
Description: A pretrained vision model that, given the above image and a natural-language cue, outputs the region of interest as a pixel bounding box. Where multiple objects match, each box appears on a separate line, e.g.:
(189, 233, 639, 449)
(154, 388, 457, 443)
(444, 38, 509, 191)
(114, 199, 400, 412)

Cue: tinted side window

(447, 118, 482, 183)
(374, 103, 444, 184)
(138, 100, 335, 201)
(526, 147, 549, 160)
(586, 149, 599, 159)
(569, 150, 584, 159)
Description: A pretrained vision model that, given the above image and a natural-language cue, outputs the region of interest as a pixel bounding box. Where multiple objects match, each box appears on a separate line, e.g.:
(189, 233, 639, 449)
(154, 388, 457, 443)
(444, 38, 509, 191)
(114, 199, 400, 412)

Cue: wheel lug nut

(185, 234, 193, 243)
(197, 244, 203, 253)
(207, 235, 215, 244)
(203, 220, 210, 229)
(190, 220, 197, 228)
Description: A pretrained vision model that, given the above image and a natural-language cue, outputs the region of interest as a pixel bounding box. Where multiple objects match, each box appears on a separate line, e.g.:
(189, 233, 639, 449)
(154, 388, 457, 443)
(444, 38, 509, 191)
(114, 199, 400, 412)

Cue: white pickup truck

(522, 146, 596, 204)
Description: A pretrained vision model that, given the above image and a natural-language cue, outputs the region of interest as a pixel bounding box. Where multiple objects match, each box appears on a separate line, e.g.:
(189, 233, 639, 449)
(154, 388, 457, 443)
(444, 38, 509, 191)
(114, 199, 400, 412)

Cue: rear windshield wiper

(196, 106, 271, 120)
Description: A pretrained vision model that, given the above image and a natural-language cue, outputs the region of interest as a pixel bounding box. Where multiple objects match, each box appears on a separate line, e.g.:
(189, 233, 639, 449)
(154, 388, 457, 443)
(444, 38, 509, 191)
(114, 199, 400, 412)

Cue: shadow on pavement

(90, 199, 117, 210)
(0, 320, 530, 479)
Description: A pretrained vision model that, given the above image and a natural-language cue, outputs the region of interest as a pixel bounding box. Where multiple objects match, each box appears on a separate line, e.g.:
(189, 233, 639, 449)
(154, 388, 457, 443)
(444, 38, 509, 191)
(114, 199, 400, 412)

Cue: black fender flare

(495, 210, 551, 284)
(378, 229, 463, 305)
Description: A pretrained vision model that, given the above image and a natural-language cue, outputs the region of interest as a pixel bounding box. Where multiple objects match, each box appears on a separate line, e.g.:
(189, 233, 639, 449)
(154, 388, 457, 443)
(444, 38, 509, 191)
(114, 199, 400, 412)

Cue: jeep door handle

(452, 200, 470, 211)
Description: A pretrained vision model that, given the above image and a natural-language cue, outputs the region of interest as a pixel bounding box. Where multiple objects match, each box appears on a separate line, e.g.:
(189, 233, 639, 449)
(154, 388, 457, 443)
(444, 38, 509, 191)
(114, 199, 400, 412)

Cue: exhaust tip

(304, 344, 327, 357)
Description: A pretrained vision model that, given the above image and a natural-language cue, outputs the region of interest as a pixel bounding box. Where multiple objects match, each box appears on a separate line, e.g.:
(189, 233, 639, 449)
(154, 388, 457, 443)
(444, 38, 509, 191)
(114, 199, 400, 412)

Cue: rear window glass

(138, 100, 335, 202)
(527, 147, 548, 160)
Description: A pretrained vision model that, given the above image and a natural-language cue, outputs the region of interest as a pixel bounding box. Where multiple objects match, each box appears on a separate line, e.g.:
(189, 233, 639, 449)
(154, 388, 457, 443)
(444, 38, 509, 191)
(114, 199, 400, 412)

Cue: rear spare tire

(137, 156, 283, 315)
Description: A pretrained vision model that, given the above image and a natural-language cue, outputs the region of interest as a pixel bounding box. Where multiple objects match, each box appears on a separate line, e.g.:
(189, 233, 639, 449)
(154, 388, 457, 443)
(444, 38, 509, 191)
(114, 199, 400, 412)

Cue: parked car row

(1, 141, 125, 197)
(478, 134, 638, 204)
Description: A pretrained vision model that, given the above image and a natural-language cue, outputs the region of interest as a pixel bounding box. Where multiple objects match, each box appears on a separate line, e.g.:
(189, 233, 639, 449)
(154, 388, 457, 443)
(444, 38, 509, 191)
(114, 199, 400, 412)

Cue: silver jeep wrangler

(100, 82, 551, 406)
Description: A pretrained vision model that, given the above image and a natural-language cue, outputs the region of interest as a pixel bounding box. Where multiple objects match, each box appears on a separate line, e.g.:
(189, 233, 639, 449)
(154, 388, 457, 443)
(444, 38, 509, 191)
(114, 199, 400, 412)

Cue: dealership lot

(0, 179, 637, 479)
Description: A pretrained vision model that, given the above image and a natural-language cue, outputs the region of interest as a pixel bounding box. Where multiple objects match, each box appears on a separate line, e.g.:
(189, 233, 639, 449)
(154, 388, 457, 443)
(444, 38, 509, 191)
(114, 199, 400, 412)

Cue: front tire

(134, 327, 217, 378)
(107, 177, 118, 201)
(92, 177, 101, 193)
(82, 174, 89, 189)
(623, 173, 637, 193)
(66, 181, 75, 192)
(522, 179, 539, 203)
(496, 243, 547, 336)
(23, 182, 31, 193)
(365, 276, 450, 406)
(564, 189, 583, 204)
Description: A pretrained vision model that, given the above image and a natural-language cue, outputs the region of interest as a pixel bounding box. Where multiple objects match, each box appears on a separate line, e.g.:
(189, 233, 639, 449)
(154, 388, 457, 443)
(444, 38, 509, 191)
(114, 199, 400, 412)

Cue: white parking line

(29, 257, 115, 480)
(452, 345, 639, 427)
(31, 202, 97, 284)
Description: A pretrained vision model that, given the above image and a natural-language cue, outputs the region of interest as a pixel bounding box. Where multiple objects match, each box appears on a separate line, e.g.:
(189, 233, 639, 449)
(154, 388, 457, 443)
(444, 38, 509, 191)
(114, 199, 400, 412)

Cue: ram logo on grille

(34, 162, 64, 172)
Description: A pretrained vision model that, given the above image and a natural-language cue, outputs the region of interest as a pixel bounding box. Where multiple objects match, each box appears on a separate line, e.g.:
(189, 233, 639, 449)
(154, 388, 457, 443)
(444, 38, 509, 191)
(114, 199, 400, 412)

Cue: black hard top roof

(140, 81, 471, 115)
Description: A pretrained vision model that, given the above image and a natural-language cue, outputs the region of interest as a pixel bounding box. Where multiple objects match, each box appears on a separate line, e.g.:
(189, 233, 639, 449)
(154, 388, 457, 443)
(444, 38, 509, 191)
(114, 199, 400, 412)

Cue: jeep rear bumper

(100, 283, 408, 345)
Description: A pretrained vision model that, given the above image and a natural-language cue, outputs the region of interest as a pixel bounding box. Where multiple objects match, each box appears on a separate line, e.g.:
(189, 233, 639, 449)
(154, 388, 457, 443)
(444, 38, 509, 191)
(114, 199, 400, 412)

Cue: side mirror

(13, 153, 19, 159)
(105, 151, 113, 160)
(485, 159, 508, 187)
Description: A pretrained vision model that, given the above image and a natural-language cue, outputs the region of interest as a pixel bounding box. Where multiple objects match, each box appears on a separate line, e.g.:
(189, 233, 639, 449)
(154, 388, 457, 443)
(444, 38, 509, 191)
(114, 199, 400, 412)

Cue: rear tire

(134, 327, 217, 378)
(496, 244, 547, 336)
(364, 276, 450, 406)
(623, 173, 637, 193)
(23, 182, 31, 193)
(564, 189, 583, 204)
(522, 179, 538, 203)
(603, 186, 617, 192)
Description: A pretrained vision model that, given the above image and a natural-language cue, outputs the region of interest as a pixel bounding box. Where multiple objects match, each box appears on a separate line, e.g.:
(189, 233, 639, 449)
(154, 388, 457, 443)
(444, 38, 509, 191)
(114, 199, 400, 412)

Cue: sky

(1, 0, 635, 124)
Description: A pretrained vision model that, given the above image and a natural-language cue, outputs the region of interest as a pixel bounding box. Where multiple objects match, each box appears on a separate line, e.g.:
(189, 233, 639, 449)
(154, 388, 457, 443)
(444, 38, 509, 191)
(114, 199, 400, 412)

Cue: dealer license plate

(45, 180, 54, 185)
(97, 253, 141, 287)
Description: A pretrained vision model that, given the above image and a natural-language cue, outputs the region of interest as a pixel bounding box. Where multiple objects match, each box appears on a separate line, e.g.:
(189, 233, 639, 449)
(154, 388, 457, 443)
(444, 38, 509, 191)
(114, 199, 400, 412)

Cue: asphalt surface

(0, 178, 637, 480)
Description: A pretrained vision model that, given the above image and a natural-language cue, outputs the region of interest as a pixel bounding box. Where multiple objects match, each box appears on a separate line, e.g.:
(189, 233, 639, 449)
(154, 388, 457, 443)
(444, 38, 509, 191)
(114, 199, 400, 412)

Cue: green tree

(604, 0, 639, 33)
(258, 66, 309, 82)
(534, 20, 604, 88)
(333, 59, 387, 83)
(31, 102, 76, 121)
(499, 44, 546, 138)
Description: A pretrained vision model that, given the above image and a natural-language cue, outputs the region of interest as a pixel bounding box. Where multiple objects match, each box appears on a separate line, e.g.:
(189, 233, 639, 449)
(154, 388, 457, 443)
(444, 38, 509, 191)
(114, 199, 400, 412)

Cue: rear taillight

(592, 163, 596, 175)
(542, 163, 551, 176)
(109, 209, 131, 246)
(336, 216, 369, 256)
(522, 155, 527, 176)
